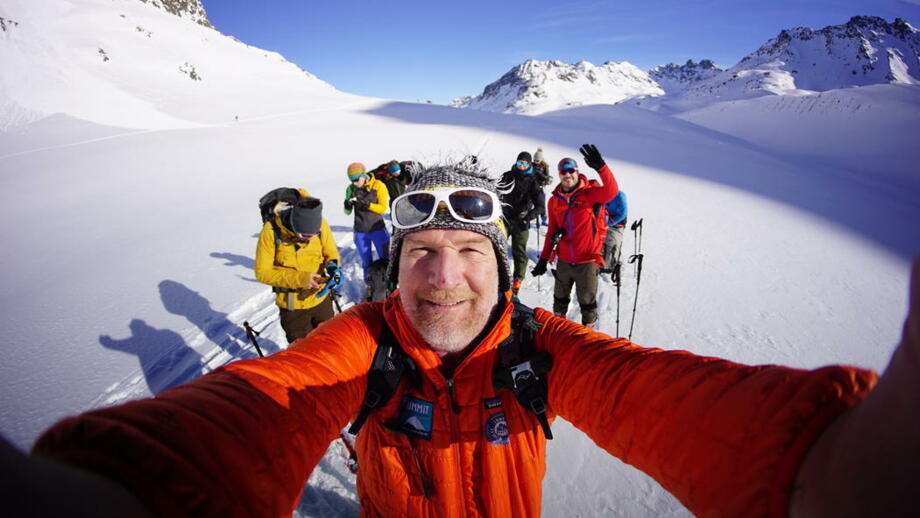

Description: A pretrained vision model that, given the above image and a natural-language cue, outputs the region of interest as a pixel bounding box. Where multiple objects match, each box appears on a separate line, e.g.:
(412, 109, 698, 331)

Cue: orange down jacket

(33, 293, 876, 518)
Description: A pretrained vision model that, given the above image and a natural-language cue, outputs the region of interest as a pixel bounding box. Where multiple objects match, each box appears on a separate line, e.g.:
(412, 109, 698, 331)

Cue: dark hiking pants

(553, 260, 599, 326)
(279, 296, 334, 344)
(510, 224, 530, 282)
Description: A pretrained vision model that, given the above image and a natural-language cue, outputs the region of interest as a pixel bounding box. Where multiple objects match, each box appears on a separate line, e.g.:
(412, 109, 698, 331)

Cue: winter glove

(344, 198, 355, 211)
(354, 198, 371, 211)
(531, 258, 548, 277)
(579, 144, 606, 171)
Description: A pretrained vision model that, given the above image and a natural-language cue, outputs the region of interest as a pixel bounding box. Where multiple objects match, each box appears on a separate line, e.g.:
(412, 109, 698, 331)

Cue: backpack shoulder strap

(493, 301, 554, 439)
(348, 320, 416, 435)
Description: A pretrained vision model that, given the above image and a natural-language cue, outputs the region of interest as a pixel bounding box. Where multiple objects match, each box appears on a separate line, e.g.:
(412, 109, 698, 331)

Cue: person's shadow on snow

(210, 252, 259, 283)
(99, 319, 204, 394)
(210, 251, 255, 270)
(158, 280, 279, 359)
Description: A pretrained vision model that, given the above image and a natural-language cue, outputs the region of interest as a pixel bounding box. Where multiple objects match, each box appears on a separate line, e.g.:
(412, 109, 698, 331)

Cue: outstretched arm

(790, 256, 920, 517)
(32, 306, 381, 517)
(541, 311, 877, 518)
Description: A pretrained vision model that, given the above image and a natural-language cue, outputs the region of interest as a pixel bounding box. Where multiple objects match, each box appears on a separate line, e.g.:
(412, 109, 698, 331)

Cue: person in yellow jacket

(255, 190, 340, 343)
(15, 153, 920, 518)
(344, 162, 390, 287)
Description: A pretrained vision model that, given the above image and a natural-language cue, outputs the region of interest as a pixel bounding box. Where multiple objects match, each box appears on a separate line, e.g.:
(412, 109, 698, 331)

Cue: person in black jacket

(499, 151, 546, 299)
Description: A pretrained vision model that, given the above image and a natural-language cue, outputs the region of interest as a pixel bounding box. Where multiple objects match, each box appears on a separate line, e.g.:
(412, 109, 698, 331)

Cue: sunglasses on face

(391, 187, 502, 229)
(559, 168, 577, 175)
(516, 160, 530, 168)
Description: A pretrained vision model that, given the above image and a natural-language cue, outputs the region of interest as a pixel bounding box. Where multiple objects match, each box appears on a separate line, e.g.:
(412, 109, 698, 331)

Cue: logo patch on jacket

(398, 396, 434, 440)
(485, 412, 510, 446)
(484, 397, 503, 409)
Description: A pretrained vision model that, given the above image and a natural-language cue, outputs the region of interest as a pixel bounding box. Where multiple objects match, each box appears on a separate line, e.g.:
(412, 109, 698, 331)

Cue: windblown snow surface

(2, 1, 919, 516)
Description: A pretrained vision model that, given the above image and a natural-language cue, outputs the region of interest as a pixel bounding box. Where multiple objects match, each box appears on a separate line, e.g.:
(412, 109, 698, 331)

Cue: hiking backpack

(348, 301, 554, 439)
(258, 187, 301, 242)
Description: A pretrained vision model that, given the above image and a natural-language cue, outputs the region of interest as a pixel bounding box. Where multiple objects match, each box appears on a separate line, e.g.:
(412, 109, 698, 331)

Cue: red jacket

(541, 164, 618, 265)
(33, 293, 876, 518)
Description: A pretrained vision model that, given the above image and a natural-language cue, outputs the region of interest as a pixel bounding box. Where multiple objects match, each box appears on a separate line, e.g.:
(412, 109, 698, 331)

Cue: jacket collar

(552, 173, 588, 199)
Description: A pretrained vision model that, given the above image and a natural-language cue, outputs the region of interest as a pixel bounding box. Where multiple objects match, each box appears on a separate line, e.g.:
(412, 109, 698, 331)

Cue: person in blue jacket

(600, 190, 628, 282)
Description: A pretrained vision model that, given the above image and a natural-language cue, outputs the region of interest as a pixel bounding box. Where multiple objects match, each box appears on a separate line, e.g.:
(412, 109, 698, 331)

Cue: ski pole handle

(629, 253, 643, 277)
(316, 272, 341, 298)
(242, 321, 265, 358)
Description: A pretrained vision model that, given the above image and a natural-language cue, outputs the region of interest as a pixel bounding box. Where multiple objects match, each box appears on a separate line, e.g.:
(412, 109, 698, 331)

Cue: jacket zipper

(445, 378, 468, 518)
(408, 439, 433, 499)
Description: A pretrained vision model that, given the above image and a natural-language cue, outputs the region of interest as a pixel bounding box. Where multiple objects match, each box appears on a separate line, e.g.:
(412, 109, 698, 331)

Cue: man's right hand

(344, 198, 355, 211)
(531, 259, 548, 277)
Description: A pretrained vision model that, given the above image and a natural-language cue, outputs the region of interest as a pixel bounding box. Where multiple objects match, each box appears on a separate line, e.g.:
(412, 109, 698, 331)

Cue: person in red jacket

(532, 144, 618, 327)
(7, 152, 919, 518)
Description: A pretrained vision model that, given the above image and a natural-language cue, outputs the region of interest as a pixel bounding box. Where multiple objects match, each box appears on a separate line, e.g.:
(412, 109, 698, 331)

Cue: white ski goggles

(391, 187, 502, 229)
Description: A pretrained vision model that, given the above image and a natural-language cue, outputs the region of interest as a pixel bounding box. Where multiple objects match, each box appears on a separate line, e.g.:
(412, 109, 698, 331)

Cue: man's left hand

(579, 144, 606, 171)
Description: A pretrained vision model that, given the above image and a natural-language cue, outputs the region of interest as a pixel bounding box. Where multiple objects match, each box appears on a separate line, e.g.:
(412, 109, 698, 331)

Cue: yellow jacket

(254, 189, 340, 310)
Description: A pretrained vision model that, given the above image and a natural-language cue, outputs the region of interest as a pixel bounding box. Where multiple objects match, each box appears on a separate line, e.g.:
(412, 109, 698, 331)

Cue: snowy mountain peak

(137, 0, 212, 29)
(450, 58, 663, 115)
(649, 59, 724, 94)
(716, 15, 920, 95)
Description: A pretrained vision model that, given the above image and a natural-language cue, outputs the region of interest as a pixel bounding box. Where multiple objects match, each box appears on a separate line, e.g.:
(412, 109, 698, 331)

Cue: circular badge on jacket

(485, 412, 510, 446)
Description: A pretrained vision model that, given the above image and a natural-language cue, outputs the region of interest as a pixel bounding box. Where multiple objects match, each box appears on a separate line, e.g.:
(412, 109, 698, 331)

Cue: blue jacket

(605, 191, 628, 227)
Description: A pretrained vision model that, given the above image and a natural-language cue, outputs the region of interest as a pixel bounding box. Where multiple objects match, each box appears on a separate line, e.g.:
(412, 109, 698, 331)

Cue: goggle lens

(394, 192, 436, 227)
(559, 168, 577, 175)
(447, 190, 494, 221)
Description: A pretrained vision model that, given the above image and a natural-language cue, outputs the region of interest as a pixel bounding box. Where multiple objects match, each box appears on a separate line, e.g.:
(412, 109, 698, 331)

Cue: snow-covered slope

(0, 0, 346, 130)
(685, 15, 920, 101)
(1, 3, 919, 518)
(450, 59, 663, 115)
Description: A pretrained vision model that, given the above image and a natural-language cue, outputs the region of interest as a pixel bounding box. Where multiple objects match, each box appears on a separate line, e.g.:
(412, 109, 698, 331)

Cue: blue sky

(202, 0, 920, 105)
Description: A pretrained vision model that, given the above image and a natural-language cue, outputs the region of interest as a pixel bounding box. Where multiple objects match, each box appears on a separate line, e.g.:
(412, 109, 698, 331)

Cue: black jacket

(499, 167, 546, 229)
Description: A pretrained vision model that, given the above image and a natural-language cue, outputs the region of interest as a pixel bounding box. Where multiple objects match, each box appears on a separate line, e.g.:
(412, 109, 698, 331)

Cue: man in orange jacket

(11, 148, 920, 517)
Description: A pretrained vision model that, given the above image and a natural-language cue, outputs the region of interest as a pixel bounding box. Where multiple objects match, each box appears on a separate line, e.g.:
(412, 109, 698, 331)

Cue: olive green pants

(509, 224, 530, 281)
(552, 261, 599, 326)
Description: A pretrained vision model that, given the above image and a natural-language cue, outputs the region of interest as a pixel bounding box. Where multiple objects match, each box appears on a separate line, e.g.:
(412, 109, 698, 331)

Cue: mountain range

(451, 16, 920, 115)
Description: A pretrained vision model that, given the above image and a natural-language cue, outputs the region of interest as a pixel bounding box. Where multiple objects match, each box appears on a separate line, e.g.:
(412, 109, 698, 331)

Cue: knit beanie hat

(347, 162, 367, 180)
(516, 151, 532, 163)
(387, 163, 512, 293)
(533, 148, 545, 163)
(281, 197, 323, 235)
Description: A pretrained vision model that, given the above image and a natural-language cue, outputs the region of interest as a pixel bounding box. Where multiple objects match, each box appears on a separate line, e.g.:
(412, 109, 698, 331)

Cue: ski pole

(242, 321, 265, 358)
(614, 261, 621, 337)
(331, 288, 344, 314)
(631, 218, 643, 258)
(627, 254, 643, 341)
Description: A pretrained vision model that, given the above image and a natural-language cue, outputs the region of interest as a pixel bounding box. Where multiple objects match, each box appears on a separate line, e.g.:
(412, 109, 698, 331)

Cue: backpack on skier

(258, 187, 302, 239)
